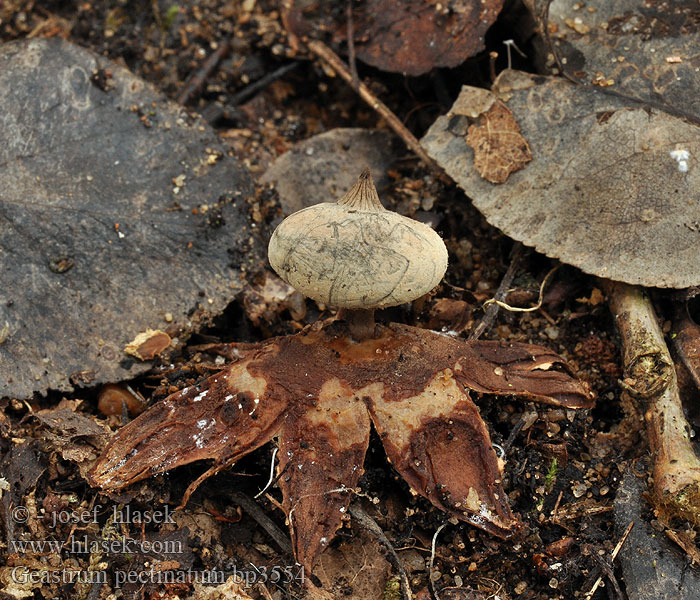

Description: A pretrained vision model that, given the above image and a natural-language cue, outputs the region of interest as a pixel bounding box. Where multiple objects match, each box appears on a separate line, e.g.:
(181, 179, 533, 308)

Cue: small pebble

(572, 482, 588, 498)
(545, 326, 559, 340)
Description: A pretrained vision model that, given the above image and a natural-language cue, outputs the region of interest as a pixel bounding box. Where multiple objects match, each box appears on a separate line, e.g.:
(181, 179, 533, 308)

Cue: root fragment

(605, 281, 700, 526)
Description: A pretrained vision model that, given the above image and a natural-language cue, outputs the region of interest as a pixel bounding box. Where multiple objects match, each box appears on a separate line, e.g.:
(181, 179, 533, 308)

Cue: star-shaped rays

(89, 320, 592, 571)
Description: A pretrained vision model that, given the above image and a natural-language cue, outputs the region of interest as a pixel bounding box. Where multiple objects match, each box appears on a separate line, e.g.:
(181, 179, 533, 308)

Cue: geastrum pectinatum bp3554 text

(89, 170, 593, 572)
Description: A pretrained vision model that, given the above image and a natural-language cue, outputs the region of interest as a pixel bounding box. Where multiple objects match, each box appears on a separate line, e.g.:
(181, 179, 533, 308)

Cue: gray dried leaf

(0, 39, 263, 399)
(530, 0, 700, 124)
(422, 69, 700, 288)
(261, 128, 400, 215)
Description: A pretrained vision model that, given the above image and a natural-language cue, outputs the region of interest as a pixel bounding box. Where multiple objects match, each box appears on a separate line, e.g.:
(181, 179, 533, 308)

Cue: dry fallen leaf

(466, 99, 532, 184)
(261, 128, 399, 215)
(530, 0, 700, 123)
(311, 527, 391, 600)
(422, 69, 700, 288)
(0, 38, 262, 399)
(283, 0, 505, 76)
(124, 329, 171, 361)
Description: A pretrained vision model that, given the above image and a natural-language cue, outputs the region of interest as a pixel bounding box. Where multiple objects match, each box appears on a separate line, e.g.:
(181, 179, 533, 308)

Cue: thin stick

(349, 504, 413, 600)
(589, 551, 623, 599)
(469, 242, 525, 340)
(584, 521, 633, 600)
(501, 414, 526, 454)
(177, 37, 232, 105)
(605, 281, 700, 526)
(429, 523, 447, 600)
(231, 491, 293, 555)
(306, 39, 445, 177)
(346, 0, 359, 90)
(231, 62, 300, 106)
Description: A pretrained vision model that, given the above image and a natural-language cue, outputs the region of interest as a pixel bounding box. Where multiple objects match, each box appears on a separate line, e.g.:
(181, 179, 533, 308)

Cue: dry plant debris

(283, 0, 505, 76)
(606, 283, 700, 527)
(422, 69, 700, 289)
(466, 99, 532, 184)
(533, 0, 700, 123)
(124, 330, 172, 361)
(89, 318, 591, 572)
(423, 65, 700, 560)
(261, 128, 400, 215)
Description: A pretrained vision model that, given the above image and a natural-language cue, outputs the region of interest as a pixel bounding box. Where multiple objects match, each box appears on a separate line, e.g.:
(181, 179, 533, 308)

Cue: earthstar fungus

(89, 171, 592, 572)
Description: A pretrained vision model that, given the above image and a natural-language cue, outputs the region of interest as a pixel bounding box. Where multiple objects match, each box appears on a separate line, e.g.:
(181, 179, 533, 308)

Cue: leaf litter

(1, 1, 688, 598)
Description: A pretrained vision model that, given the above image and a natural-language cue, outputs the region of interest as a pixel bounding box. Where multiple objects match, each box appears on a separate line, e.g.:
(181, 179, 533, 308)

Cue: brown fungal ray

(88, 345, 289, 499)
(89, 319, 592, 570)
(367, 367, 518, 536)
(456, 341, 595, 409)
(277, 380, 370, 572)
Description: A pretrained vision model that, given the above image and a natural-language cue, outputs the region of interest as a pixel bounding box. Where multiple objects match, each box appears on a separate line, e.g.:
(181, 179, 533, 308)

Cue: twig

(588, 551, 623, 599)
(231, 491, 293, 555)
(605, 281, 700, 526)
(429, 523, 447, 600)
(584, 521, 633, 600)
(177, 37, 232, 105)
(346, 0, 359, 90)
(551, 490, 564, 518)
(469, 242, 525, 340)
(305, 39, 446, 178)
(501, 414, 526, 454)
(349, 503, 413, 600)
(231, 62, 301, 106)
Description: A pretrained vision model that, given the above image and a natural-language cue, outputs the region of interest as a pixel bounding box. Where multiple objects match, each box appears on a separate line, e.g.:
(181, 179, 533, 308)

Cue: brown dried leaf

(466, 100, 532, 184)
(284, 0, 504, 76)
(1, 443, 47, 541)
(311, 527, 391, 600)
(192, 576, 255, 600)
(124, 329, 172, 361)
(239, 271, 305, 326)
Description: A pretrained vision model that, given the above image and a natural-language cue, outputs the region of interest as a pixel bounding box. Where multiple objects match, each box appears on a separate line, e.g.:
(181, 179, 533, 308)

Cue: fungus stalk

(605, 281, 700, 525)
(338, 308, 376, 341)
